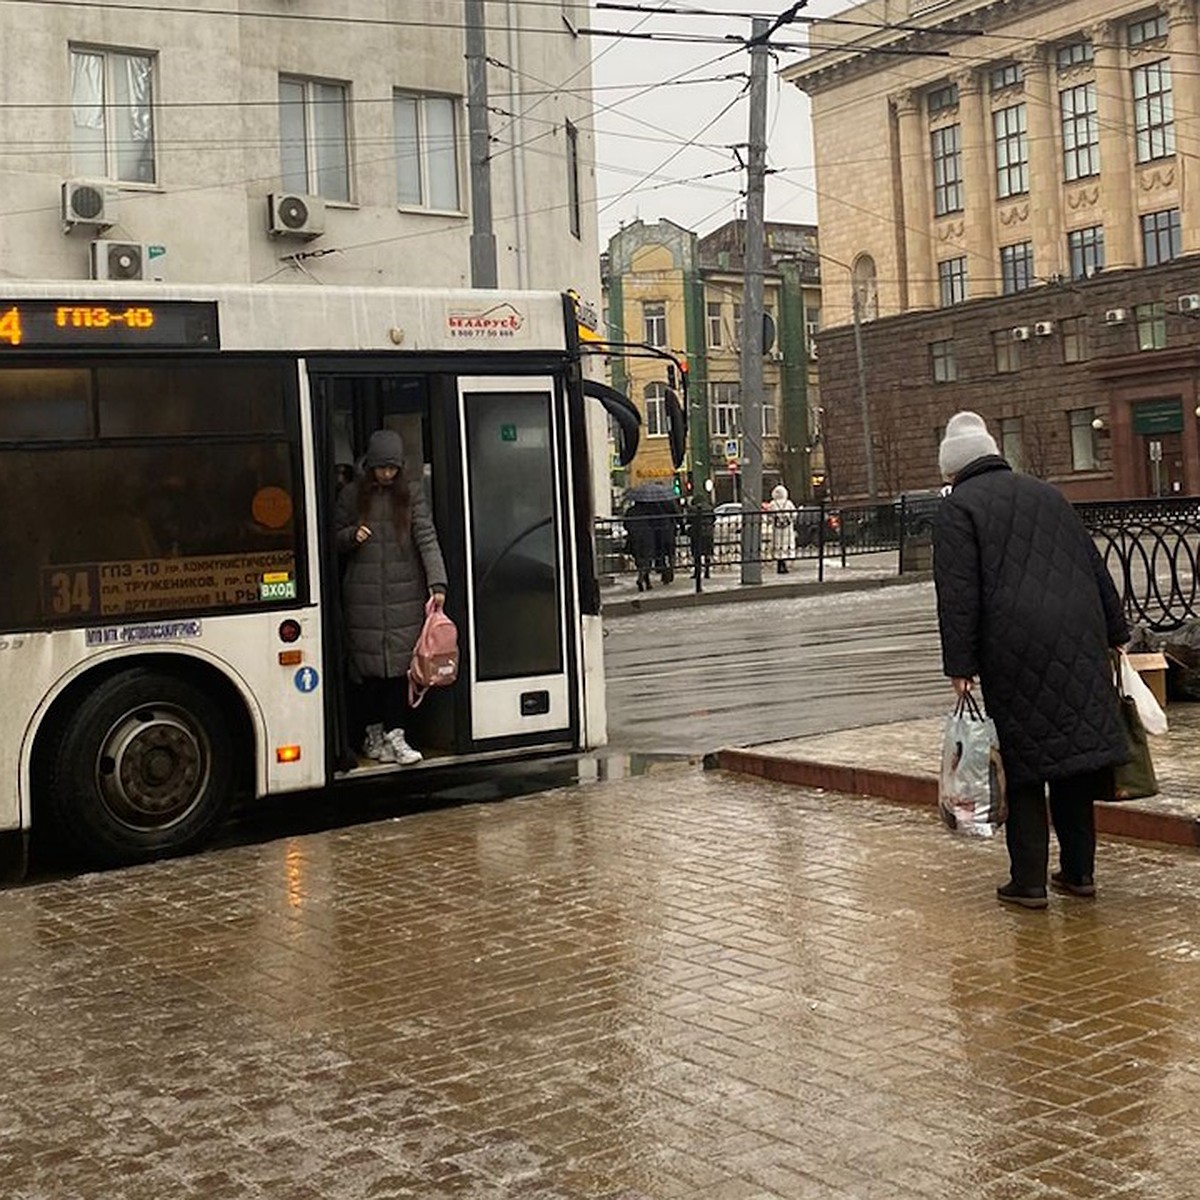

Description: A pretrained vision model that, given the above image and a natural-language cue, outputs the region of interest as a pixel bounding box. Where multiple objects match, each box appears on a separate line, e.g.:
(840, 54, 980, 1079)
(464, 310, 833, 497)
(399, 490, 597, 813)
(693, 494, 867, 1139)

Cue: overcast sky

(588, 1, 837, 246)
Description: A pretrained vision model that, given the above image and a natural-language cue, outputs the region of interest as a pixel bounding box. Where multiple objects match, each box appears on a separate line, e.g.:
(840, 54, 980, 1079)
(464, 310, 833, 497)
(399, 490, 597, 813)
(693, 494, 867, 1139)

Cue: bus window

(96, 362, 287, 436)
(0, 360, 303, 630)
(0, 368, 92, 439)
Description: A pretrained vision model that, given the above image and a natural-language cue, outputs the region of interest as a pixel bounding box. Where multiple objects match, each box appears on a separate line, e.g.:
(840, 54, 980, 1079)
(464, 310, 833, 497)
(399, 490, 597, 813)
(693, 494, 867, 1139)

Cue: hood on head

(364, 429, 405, 470)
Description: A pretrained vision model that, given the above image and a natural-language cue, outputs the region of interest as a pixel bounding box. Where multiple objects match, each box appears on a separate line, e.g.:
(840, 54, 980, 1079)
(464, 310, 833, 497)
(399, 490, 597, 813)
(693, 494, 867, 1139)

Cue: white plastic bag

(939, 692, 1008, 838)
(1119, 655, 1168, 735)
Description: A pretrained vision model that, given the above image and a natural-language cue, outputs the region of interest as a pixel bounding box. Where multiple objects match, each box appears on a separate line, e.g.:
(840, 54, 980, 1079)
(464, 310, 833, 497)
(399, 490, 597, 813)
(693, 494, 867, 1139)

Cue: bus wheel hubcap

(96, 706, 211, 831)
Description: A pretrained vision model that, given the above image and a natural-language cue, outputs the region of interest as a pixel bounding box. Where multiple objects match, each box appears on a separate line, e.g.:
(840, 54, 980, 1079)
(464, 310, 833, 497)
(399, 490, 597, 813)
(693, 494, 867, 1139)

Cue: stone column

(956, 69, 997, 296)
(1022, 46, 1065, 279)
(1093, 20, 1137, 269)
(1167, 0, 1200, 253)
(893, 88, 935, 310)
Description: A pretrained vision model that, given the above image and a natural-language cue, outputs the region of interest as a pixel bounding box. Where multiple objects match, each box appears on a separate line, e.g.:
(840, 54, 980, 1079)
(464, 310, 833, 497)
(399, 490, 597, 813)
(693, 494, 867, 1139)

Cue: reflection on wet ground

(3, 769, 1200, 1198)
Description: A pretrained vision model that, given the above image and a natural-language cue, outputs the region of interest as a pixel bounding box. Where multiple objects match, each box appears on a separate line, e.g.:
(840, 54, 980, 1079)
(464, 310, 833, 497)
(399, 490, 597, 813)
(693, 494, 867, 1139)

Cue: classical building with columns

(784, 0, 1200, 502)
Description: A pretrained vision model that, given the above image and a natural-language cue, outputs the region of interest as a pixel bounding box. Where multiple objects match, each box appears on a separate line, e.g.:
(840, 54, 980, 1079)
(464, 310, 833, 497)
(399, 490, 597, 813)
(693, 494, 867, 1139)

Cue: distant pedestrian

(767, 484, 797, 573)
(687, 494, 716, 579)
(932, 412, 1130, 909)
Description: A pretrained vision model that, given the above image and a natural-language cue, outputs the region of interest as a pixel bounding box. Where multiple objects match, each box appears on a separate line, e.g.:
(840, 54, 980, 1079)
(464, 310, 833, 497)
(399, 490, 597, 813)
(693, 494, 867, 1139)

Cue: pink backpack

(408, 597, 459, 706)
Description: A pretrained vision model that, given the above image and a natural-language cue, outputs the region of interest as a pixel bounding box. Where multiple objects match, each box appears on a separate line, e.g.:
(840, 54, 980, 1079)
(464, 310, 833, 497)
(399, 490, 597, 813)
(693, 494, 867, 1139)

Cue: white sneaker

(384, 728, 423, 766)
(362, 724, 398, 763)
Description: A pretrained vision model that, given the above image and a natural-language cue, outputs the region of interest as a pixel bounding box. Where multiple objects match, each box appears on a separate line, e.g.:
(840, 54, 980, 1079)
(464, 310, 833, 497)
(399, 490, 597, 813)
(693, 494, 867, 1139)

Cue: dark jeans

(1005, 767, 1112, 889)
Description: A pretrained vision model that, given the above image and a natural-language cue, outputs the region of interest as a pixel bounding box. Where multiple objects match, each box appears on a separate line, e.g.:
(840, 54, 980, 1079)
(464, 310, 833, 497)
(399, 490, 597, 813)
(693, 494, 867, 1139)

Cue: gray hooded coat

(335, 431, 448, 681)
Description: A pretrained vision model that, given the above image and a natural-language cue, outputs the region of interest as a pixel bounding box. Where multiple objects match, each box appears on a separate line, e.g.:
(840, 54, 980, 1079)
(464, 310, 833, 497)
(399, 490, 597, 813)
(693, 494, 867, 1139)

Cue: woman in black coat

(932, 412, 1130, 909)
(335, 429, 447, 766)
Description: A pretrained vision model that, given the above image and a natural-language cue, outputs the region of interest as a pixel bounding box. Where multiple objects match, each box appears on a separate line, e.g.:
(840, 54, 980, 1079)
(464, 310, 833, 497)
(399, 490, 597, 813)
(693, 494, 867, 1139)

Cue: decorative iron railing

(598, 495, 1200, 632)
(1075, 498, 1200, 632)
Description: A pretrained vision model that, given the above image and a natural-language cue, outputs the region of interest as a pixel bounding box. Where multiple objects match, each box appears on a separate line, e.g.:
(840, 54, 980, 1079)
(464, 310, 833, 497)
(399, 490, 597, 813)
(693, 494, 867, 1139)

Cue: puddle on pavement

(14, 749, 693, 885)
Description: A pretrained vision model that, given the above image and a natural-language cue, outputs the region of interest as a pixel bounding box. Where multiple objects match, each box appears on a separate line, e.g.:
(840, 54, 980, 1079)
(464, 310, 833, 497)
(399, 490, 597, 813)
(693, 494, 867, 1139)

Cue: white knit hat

(938, 412, 1000, 480)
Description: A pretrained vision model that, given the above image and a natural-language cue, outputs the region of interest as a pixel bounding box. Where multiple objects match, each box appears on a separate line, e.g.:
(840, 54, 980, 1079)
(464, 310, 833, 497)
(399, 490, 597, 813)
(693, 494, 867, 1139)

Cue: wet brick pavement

(3, 767, 1200, 1199)
(720, 703, 1200, 847)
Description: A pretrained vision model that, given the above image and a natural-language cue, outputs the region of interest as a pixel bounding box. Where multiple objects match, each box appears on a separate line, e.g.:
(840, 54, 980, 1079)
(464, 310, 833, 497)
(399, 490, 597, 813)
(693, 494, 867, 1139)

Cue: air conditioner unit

(268, 192, 326, 239)
(1033, 320, 1055, 336)
(1104, 308, 1128, 325)
(62, 179, 114, 231)
(1178, 294, 1200, 313)
(1011, 326, 1031, 342)
(90, 240, 167, 282)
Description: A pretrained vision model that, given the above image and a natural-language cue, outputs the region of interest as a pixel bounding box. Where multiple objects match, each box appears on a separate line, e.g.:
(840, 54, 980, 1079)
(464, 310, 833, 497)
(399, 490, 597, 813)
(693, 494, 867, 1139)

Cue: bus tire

(43, 668, 234, 867)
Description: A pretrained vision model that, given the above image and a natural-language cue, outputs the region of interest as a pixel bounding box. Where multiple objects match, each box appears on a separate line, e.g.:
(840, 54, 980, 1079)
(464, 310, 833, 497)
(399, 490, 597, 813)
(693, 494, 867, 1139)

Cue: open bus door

(311, 364, 578, 776)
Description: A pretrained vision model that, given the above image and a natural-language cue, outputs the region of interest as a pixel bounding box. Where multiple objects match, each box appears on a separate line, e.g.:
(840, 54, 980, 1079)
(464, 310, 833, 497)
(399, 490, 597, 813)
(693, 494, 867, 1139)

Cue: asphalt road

(603, 579, 952, 755)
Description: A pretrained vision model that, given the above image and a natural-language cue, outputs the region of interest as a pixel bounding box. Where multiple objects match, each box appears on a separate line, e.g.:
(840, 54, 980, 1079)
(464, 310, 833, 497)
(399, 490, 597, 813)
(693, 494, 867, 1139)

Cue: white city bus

(0, 283, 635, 869)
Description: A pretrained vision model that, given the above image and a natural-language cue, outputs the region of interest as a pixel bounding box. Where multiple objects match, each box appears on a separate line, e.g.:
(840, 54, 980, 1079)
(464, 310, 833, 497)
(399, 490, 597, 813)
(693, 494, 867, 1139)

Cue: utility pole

(851, 290, 878, 504)
(739, 16, 769, 586)
(465, 0, 498, 287)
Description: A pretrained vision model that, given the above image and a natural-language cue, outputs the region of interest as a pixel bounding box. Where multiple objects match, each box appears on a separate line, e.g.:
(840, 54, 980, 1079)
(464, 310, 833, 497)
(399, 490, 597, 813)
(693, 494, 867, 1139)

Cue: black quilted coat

(932, 456, 1130, 786)
(335, 479, 447, 682)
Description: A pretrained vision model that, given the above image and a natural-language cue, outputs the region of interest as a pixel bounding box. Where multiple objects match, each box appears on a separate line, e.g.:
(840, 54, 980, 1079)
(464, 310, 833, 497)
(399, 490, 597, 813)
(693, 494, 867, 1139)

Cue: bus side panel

(579, 614, 608, 750)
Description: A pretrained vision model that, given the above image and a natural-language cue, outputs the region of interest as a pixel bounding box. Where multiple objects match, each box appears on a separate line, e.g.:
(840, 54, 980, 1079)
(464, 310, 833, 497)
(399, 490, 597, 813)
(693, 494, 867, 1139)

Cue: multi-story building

(0, 1, 599, 293)
(603, 218, 822, 505)
(785, 0, 1200, 500)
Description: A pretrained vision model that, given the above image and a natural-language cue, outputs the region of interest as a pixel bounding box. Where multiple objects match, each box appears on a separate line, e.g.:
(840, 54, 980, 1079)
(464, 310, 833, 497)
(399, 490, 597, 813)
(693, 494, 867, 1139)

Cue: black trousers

(1005, 767, 1112, 889)
(355, 676, 411, 740)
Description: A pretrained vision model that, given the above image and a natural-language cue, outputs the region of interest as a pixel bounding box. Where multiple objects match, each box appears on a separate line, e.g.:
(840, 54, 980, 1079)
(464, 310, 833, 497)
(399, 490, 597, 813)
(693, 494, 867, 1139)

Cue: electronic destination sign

(0, 301, 219, 351)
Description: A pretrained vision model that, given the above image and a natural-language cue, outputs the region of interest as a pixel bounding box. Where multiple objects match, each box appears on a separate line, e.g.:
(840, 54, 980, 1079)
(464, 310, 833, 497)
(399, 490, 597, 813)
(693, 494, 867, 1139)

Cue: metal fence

(597, 495, 1200, 632)
(1076, 498, 1200, 632)
(595, 496, 940, 590)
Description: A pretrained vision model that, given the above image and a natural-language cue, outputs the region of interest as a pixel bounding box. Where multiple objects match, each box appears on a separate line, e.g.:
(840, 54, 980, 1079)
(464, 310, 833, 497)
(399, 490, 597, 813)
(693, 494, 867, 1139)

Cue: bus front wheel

(43, 668, 234, 866)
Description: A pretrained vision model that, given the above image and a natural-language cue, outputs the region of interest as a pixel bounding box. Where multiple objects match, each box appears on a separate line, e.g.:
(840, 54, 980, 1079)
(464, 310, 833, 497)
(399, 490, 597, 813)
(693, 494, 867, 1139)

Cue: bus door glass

(458, 375, 574, 742)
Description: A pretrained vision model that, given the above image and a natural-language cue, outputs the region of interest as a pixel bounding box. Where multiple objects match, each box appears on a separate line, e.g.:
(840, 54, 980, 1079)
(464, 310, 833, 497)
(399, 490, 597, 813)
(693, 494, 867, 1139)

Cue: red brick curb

(715, 748, 1200, 850)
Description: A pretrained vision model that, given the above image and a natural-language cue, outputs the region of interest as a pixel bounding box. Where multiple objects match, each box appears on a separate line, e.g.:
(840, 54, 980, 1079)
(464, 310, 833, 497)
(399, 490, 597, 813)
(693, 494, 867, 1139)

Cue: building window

(733, 302, 744, 347)
(999, 417, 1023, 471)
(706, 301, 723, 348)
(1068, 408, 1099, 471)
(280, 76, 350, 201)
(931, 125, 963, 216)
(1141, 208, 1182, 266)
(1132, 61, 1174, 163)
(993, 104, 1029, 198)
(1060, 83, 1099, 181)
(643, 382, 667, 437)
(1128, 14, 1168, 47)
(990, 62, 1023, 91)
(992, 330, 1020, 373)
(762, 385, 778, 438)
(927, 83, 959, 115)
(805, 308, 821, 355)
(1136, 302, 1167, 351)
(642, 301, 667, 348)
(930, 339, 957, 383)
(709, 381, 741, 438)
(1061, 316, 1087, 363)
(938, 257, 968, 306)
(1000, 242, 1034, 294)
(394, 93, 460, 211)
(1068, 226, 1105, 280)
(70, 47, 157, 184)
(565, 119, 581, 239)
(1056, 39, 1094, 69)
